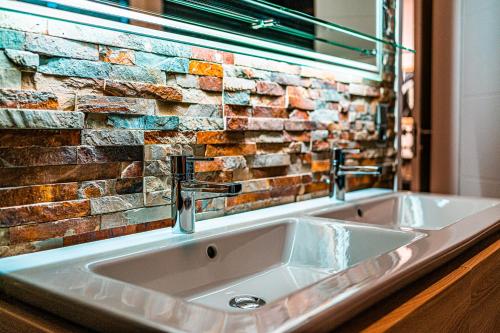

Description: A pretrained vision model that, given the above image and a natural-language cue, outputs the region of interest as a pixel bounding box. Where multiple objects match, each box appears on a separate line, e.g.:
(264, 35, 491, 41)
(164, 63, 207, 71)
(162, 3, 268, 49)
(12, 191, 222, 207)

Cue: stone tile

(166, 74, 198, 88)
(143, 115, 180, 130)
(78, 180, 114, 199)
(310, 109, 339, 123)
(48, 20, 191, 57)
(226, 117, 284, 131)
(144, 160, 170, 177)
(4, 49, 39, 70)
(0, 183, 78, 208)
(0, 89, 58, 109)
(0, 28, 25, 50)
(255, 81, 285, 96)
(191, 47, 224, 63)
(25, 33, 98, 60)
(118, 176, 155, 194)
(77, 145, 143, 164)
(158, 103, 222, 118)
(121, 161, 143, 178)
(247, 153, 291, 168)
(104, 80, 182, 102)
(76, 95, 157, 115)
(223, 65, 272, 80)
(178, 117, 223, 131)
(0, 200, 90, 227)
(85, 114, 145, 130)
(181, 91, 221, 108)
(196, 131, 244, 144)
(270, 72, 304, 86)
(100, 206, 171, 229)
(223, 77, 256, 92)
(0, 129, 80, 147)
(0, 146, 77, 167)
(224, 91, 250, 105)
(284, 120, 315, 131)
(289, 109, 310, 120)
(189, 60, 223, 77)
(198, 76, 223, 92)
(250, 95, 286, 108)
(9, 216, 100, 244)
(1, 238, 63, 256)
(0, 163, 121, 187)
(244, 132, 286, 143)
(99, 46, 135, 65)
(144, 176, 170, 191)
(90, 193, 143, 215)
(144, 144, 193, 160)
(0, 109, 83, 129)
(144, 131, 196, 145)
(109, 65, 166, 84)
(145, 190, 170, 207)
(38, 58, 111, 79)
(287, 86, 315, 110)
(81, 129, 143, 146)
(348, 83, 380, 97)
(223, 105, 251, 117)
(135, 52, 189, 73)
(0, 68, 21, 89)
(205, 143, 256, 157)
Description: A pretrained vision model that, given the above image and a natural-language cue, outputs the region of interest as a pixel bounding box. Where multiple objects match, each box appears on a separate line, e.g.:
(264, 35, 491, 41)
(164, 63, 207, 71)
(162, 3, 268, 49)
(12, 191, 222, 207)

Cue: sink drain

(229, 295, 266, 309)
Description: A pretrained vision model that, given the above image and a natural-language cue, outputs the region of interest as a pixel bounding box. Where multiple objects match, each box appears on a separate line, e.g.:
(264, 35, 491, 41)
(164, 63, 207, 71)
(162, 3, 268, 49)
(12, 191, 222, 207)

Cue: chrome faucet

(326, 148, 382, 201)
(169, 155, 242, 234)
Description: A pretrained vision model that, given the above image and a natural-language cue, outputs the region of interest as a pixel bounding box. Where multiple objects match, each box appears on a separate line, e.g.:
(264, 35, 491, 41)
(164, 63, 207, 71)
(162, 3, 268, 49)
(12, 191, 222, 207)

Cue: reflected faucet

(169, 155, 242, 234)
(325, 148, 382, 201)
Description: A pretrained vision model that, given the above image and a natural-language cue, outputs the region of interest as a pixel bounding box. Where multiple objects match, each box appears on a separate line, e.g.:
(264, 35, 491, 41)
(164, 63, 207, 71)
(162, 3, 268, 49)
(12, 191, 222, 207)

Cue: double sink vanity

(0, 189, 498, 332)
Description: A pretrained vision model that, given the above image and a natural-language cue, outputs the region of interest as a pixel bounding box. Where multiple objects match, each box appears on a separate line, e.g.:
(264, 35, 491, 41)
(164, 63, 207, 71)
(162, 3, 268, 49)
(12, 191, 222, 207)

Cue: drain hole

(206, 245, 217, 259)
(229, 295, 266, 309)
(357, 208, 363, 218)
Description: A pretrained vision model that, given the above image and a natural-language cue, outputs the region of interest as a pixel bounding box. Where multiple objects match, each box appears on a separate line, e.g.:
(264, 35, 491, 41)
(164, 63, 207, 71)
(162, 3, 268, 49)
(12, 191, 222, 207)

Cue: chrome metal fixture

(326, 148, 382, 201)
(169, 155, 242, 234)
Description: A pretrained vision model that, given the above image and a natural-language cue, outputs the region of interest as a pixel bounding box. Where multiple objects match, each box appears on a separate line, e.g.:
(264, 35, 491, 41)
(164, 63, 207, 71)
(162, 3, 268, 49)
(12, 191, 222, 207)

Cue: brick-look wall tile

(0, 89, 58, 109)
(0, 1, 397, 256)
(0, 200, 90, 227)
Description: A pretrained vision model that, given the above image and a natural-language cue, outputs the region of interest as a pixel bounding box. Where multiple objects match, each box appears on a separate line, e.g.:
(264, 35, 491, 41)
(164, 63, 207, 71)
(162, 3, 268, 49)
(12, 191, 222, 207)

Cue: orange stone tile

(0, 183, 79, 208)
(0, 200, 90, 227)
(189, 60, 223, 78)
(205, 144, 256, 157)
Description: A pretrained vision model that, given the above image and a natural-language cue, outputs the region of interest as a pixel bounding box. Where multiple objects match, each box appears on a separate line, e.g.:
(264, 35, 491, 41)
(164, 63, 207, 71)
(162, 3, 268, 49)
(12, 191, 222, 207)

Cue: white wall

(458, 0, 500, 197)
(431, 0, 500, 197)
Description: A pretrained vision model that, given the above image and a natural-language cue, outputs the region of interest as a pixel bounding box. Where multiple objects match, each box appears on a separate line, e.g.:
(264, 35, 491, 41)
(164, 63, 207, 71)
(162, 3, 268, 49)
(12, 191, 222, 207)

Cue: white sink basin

(1, 189, 498, 332)
(311, 192, 499, 230)
(91, 218, 419, 312)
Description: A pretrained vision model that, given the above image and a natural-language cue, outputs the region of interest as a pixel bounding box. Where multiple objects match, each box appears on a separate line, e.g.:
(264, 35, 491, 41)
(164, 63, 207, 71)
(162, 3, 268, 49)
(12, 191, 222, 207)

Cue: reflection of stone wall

(0, 1, 396, 256)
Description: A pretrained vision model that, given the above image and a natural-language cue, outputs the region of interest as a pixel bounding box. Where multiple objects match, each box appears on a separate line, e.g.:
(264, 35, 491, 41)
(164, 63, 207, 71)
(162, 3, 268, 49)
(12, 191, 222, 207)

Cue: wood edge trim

(360, 238, 500, 333)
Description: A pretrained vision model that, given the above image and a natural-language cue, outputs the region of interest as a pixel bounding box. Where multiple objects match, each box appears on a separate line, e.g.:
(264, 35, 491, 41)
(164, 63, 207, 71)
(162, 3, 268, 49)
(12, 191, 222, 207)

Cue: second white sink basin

(91, 218, 419, 312)
(312, 192, 499, 230)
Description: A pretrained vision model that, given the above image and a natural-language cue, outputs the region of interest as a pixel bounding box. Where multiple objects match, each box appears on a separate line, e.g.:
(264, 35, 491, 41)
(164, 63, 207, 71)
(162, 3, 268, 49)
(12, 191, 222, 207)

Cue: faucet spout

(169, 155, 242, 234)
(326, 148, 384, 201)
(181, 180, 242, 200)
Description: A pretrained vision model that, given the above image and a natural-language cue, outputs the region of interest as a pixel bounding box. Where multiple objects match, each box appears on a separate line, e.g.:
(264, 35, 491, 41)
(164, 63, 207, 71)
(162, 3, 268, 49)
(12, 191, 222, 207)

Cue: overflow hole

(357, 208, 363, 218)
(207, 245, 218, 259)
